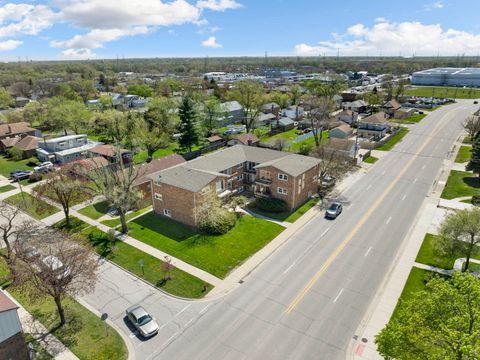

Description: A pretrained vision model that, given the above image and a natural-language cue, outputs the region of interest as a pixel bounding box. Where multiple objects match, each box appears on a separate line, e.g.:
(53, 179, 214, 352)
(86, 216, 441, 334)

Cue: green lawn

(416, 233, 480, 270)
(455, 145, 472, 163)
(405, 86, 480, 99)
(0, 155, 37, 177)
(78, 200, 110, 220)
(376, 127, 409, 151)
(363, 156, 378, 164)
(128, 213, 285, 278)
(441, 170, 480, 199)
(0, 260, 127, 360)
(391, 113, 427, 124)
(0, 184, 15, 193)
(247, 197, 318, 223)
(133, 144, 179, 164)
(463, 137, 473, 145)
(391, 267, 436, 319)
(83, 227, 213, 298)
(4, 192, 59, 220)
(24, 334, 54, 359)
(260, 128, 298, 142)
(101, 207, 152, 228)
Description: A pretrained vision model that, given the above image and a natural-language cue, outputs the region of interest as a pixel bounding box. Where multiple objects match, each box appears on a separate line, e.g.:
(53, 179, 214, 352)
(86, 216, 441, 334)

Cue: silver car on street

(125, 305, 159, 338)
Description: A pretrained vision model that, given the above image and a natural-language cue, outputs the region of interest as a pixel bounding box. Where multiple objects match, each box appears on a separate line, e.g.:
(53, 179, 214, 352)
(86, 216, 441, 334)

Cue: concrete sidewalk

(3, 290, 78, 360)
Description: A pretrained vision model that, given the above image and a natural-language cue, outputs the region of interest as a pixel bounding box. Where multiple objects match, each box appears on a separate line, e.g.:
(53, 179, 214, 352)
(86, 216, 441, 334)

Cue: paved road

(149, 101, 476, 360)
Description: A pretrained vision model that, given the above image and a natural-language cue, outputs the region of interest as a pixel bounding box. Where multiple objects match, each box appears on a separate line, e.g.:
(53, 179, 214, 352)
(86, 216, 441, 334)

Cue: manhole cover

(362, 338, 368, 343)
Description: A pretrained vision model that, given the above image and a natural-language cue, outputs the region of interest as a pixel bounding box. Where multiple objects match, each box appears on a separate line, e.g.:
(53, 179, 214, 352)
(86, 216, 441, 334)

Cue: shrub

(254, 197, 289, 213)
(7, 147, 24, 160)
(472, 195, 480, 206)
(298, 142, 313, 155)
(28, 173, 42, 183)
(198, 209, 236, 235)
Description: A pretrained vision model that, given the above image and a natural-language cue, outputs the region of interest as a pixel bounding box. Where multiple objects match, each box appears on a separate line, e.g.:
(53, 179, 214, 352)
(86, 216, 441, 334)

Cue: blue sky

(0, 0, 479, 60)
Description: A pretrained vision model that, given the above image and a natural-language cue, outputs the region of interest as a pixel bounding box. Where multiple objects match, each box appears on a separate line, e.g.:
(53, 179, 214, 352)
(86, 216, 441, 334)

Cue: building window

(154, 193, 162, 201)
(278, 173, 288, 181)
(277, 187, 288, 195)
(216, 180, 224, 193)
(236, 174, 243, 181)
(163, 208, 171, 217)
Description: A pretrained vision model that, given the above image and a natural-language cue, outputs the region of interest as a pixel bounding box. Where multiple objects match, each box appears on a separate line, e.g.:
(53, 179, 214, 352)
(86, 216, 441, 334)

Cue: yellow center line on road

(285, 108, 460, 314)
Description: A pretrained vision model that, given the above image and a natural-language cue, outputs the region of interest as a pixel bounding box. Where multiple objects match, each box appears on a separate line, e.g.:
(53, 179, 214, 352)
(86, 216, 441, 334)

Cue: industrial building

(411, 67, 480, 87)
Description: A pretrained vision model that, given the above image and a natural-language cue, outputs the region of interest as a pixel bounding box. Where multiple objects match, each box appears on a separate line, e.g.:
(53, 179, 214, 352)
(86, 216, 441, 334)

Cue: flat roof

(413, 67, 480, 76)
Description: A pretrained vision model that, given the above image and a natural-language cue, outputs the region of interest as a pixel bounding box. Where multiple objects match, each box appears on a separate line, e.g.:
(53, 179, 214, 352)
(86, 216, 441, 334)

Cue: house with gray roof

(217, 101, 245, 126)
(148, 145, 321, 227)
(36, 134, 101, 164)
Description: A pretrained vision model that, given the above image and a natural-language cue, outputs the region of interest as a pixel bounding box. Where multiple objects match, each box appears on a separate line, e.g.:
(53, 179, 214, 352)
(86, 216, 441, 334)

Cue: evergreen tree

(178, 97, 199, 152)
(466, 133, 480, 179)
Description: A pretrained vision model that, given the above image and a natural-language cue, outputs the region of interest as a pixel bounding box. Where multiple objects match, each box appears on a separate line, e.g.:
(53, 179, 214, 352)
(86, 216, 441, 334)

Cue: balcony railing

(255, 178, 272, 185)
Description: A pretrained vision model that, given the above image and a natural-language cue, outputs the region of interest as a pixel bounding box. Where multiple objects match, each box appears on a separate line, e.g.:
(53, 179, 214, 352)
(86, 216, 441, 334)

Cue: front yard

(4, 192, 59, 220)
(247, 197, 319, 223)
(0, 184, 15, 193)
(0, 259, 127, 360)
(376, 127, 409, 151)
(0, 155, 37, 178)
(128, 213, 285, 278)
(100, 206, 152, 228)
(440, 170, 480, 199)
(454, 145, 471, 163)
(78, 200, 110, 220)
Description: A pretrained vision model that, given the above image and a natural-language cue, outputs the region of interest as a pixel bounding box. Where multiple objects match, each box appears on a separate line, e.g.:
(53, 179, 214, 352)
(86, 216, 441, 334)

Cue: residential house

(218, 101, 244, 126)
(282, 105, 304, 121)
(329, 124, 353, 139)
(68, 156, 109, 179)
(0, 122, 37, 141)
(383, 99, 401, 116)
(343, 100, 368, 113)
(324, 138, 358, 159)
(133, 154, 186, 201)
(14, 97, 30, 108)
(335, 110, 358, 125)
(206, 135, 224, 147)
(228, 133, 260, 147)
(36, 134, 100, 164)
(358, 112, 389, 141)
(394, 108, 415, 119)
(272, 117, 295, 132)
(261, 102, 280, 116)
(0, 290, 29, 360)
(256, 112, 276, 127)
(148, 145, 321, 227)
(87, 144, 132, 165)
(6, 135, 40, 158)
(332, 94, 343, 108)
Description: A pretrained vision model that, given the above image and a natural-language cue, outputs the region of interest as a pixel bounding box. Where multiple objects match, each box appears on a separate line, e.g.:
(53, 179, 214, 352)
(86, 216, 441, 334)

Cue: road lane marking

(366, 184, 372, 190)
(158, 304, 192, 330)
(364, 247, 372, 257)
(283, 227, 331, 275)
(421, 165, 426, 170)
(285, 109, 454, 314)
(385, 216, 392, 225)
(401, 194, 407, 201)
(333, 288, 344, 303)
(381, 170, 386, 175)
(413, 178, 417, 184)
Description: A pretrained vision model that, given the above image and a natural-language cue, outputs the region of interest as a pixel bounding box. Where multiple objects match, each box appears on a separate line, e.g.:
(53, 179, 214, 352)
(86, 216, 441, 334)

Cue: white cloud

(202, 36, 222, 48)
(294, 20, 480, 56)
(196, 0, 242, 11)
(51, 27, 149, 49)
(0, 4, 59, 38)
(60, 48, 96, 59)
(0, 40, 23, 51)
(424, 1, 444, 11)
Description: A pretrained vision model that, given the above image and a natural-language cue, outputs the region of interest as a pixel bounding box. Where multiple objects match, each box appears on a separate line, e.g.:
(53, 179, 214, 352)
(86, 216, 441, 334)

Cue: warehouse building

(412, 67, 480, 87)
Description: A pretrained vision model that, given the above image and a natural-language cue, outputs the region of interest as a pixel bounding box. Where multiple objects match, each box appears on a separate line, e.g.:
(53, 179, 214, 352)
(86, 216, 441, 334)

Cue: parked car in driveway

(325, 202, 343, 219)
(9, 169, 27, 179)
(11, 170, 32, 182)
(34, 161, 54, 173)
(126, 305, 159, 338)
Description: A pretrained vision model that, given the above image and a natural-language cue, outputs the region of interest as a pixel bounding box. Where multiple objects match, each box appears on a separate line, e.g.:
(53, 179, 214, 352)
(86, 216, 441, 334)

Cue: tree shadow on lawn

(463, 176, 480, 189)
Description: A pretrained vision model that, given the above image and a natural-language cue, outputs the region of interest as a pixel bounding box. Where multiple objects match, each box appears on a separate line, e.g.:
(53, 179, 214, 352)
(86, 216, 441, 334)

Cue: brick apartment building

(0, 290, 29, 360)
(147, 145, 321, 227)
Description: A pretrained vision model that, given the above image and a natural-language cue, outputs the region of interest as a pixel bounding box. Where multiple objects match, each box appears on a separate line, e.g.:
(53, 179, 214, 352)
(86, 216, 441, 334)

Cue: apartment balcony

(255, 178, 272, 185)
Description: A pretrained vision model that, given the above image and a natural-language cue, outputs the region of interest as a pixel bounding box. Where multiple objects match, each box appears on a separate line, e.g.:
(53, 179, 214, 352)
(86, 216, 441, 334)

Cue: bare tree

(16, 230, 98, 326)
(83, 150, 143, 234)
(228, 80, 266, 133)
(0, 202, 35, 283)
(33, 165, 87, 228)
(463, 115, 480, 141)
(305, 96, 335, 147)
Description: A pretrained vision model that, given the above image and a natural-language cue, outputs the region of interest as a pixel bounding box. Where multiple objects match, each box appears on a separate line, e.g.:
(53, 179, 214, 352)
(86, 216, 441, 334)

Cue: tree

(228, 80, 265, 132)
(0, 87, 13, 109)
(376, 272, 480, 360)
(127, 84, 153, 98)
(70, 79, 95, 102)
(9, 82, 31, 98)
(178, 97, 199, 152)
(194, 191, 236, 235)
(437, 207, 480, 271)
(22, 101, 46, 126)
(200, 96, 223, 133)
(364, 90, 384, 113)
(83, 151, 142, 234)
(269, 92, 290, 109)
(305, 96, 334, 147)
(138, 97, 177, 161)
(463, 116, 480, 141)
(33, 165, 87, 229)
(45, 97, 92, 134)
(466, 134, 480, 179)
(0, 201, 34, 283)
(16, 230, 98, 326)
(91, 109, 129, 144)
